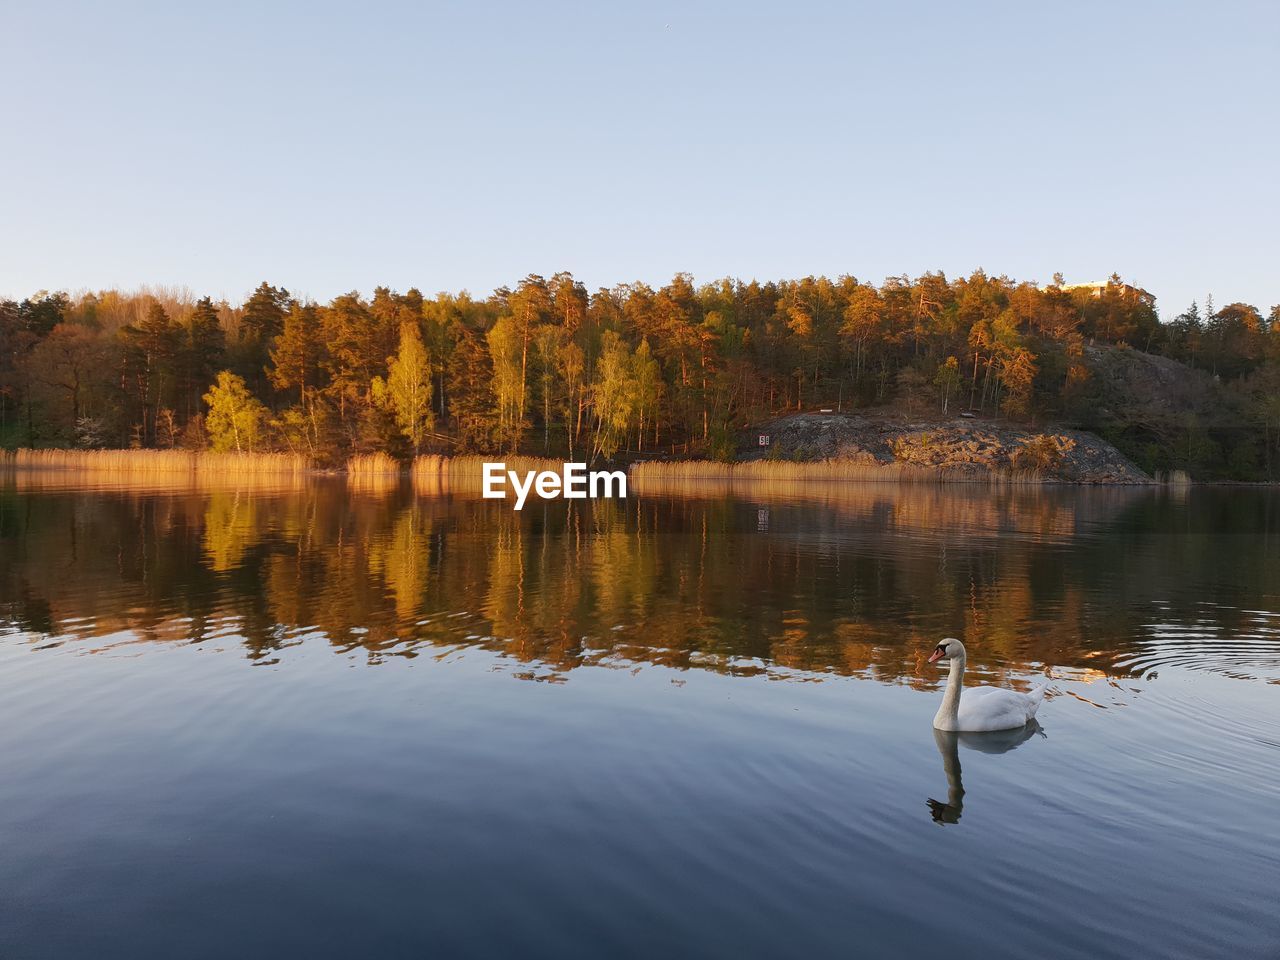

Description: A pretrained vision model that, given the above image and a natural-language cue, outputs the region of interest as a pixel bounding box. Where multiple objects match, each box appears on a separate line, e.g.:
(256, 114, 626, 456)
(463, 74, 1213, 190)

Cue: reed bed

(628, 457, 1044, 486)
(345, 452, 405, 495)
(411, 454, 568, 496)
(5, 448, 311, 476)
(5, 448, 314, 483)
(1, 448, 313, 491)
(345, 452, 403, 476)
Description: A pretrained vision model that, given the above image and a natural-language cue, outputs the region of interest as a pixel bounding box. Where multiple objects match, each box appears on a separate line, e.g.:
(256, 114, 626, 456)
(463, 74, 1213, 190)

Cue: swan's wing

(957, 687, 1036, 731)
(961, 686, 1006, 701)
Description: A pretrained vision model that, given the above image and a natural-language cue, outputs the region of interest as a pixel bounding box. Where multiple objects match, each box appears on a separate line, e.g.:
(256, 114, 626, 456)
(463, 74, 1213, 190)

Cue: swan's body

(929, 638, 1045, 732)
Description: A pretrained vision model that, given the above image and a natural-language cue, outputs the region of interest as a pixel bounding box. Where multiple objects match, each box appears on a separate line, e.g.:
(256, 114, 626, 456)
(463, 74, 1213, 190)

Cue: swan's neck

(934, 728, 965, 808)
(933, 653, 965, 729)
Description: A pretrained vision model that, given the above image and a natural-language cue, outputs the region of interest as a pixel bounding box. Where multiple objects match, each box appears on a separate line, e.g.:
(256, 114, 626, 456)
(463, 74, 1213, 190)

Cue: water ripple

(1114, 603, 1280, 684)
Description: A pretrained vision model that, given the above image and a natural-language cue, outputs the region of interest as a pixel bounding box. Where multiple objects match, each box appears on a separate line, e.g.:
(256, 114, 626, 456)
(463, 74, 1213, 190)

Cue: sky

(2, 0, 1277, 318)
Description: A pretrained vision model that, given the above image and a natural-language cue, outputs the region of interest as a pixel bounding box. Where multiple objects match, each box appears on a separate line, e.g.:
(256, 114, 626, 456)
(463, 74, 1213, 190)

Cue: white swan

(928, 638, 1046, 732)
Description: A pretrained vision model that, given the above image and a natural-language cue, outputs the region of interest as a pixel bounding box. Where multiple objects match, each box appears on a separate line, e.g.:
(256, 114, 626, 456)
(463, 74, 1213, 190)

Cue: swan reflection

(927, 721, 1043, 825)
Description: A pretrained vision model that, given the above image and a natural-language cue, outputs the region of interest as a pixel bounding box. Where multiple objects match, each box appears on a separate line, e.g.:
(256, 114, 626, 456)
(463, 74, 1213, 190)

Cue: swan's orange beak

(927, 647, 945, 664)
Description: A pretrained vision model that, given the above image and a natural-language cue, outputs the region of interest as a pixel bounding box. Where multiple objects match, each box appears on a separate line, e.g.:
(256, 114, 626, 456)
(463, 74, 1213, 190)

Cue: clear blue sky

(3, 0, 1277, 318)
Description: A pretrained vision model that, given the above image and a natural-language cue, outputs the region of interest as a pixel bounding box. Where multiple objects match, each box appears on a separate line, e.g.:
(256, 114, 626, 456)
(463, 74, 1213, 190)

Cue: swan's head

(928, 638, 965, 664)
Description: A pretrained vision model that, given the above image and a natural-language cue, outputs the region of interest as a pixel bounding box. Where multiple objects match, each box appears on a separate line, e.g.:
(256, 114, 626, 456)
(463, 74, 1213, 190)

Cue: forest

(2, 271, 1278, 480)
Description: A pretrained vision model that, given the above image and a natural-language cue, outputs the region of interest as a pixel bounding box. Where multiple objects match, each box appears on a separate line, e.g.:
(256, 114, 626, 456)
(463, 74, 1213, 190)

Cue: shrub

(1011, 435, 1061, 472)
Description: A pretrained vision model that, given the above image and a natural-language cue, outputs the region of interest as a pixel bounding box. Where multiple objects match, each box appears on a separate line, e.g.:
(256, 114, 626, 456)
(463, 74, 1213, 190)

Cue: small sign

(758, 434, 770, 447)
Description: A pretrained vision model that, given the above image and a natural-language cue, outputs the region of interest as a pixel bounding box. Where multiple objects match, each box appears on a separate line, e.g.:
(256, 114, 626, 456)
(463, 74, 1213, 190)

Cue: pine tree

(323, 292, 380, 416)
(446, 325, 499, 452)
(269, 302, 325, 404)
(240, 283, 291, 396)
(241, 282, 291, 343)
(120, 300, 182, 444)
(185, 296, 226, 416)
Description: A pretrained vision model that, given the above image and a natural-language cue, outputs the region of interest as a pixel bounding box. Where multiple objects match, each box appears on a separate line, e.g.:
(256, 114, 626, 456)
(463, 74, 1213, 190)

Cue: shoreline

(0, 447, 1227, 488)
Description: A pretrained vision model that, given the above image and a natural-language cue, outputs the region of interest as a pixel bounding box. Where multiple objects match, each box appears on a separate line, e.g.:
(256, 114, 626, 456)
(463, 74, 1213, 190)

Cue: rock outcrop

(739, 412, 1152, 484)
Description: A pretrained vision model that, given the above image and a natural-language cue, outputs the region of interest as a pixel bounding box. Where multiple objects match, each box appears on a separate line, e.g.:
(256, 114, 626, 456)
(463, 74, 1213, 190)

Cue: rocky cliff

(739, 412, 1153, 484)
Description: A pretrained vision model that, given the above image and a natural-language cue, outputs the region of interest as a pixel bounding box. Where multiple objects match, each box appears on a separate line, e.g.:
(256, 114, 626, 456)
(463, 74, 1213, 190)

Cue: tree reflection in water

(3, 476, 1280, 689)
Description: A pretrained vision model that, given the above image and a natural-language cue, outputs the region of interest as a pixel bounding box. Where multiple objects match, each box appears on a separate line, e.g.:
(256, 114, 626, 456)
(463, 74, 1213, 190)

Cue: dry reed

(345, 452, 402, 476)
(411, 454, 568, 495)
(345, 452, 404, 495)
(0, 448, 312, 491)
(4, 448, 310, 476)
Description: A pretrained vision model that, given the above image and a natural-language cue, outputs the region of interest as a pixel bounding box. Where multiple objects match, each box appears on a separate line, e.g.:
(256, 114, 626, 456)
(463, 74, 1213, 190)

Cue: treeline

(2, 271, 1278, 478)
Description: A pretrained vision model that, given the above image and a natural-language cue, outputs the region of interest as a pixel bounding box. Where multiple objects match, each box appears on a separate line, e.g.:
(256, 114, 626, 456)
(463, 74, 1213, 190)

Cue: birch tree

(372, 322, 434, 453)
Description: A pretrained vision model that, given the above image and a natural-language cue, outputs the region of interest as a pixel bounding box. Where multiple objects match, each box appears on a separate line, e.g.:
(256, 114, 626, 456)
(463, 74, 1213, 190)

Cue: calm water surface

(1, 476, 1278, 959)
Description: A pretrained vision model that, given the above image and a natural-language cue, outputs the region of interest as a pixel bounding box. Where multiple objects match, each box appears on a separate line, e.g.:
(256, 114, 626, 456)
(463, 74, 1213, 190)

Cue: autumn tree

(372, 322, 434, 454)
(486, 314, 526, 450)
(840, 283, 883, 395)
(446, 324, 499, 452)
(507, 275, 553, 425)
(533, 324, 566, 453)
(632, 338, 661, 450)
(204, 370, 269, 452)
(8, 269, 1280, 480)
(591, 330, 637, 459)
(999, 348, 1038, 416)
(933, 356, 961, 413)
(28, 324, 115, 441)
(556, 340, 586, 458)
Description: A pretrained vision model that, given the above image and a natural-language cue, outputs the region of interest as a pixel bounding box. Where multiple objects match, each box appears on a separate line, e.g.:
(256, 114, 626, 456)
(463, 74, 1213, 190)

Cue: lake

(1, 476, 1277, 959)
